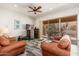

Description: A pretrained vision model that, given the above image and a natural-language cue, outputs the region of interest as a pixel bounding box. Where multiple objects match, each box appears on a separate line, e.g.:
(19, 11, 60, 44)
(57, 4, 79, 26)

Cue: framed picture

(14, 20, 20, 29)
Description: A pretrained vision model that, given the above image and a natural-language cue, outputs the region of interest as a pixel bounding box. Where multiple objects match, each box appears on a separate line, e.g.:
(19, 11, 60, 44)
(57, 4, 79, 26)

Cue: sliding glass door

(43, 15, 77, 45)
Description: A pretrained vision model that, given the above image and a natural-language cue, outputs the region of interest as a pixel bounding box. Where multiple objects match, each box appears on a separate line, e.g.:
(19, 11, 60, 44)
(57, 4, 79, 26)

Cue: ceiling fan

(28, 6, 42, 14)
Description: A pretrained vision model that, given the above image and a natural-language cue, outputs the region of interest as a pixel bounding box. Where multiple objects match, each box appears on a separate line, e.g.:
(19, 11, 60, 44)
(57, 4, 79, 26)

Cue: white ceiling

(0, 3, 78, 18)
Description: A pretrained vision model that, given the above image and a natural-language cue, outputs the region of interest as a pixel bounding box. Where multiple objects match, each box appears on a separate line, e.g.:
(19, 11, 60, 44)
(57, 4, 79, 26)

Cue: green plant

(47, 24, 59, 36)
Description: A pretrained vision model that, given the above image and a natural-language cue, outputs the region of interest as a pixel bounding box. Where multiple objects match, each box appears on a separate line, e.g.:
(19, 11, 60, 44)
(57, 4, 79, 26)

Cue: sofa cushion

(57, 35, 70, 49)
(0, 36, 10, 46)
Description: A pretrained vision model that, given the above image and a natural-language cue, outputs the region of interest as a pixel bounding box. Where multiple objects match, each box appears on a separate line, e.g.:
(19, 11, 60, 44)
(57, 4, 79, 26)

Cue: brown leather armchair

(41, 35, 71, 56)
(41, 42, 70, 56)
(0, 37, 26, 56)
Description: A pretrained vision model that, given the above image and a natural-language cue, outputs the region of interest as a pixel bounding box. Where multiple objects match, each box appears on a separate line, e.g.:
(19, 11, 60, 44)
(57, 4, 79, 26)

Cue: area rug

(19, 40, 42, 56)
(19, 40, 78, 56)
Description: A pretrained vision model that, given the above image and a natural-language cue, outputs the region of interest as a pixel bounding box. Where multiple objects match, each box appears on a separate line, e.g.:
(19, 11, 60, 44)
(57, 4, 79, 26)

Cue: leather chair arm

(0, 53, 12, 56)
(41, 42, 70, 56)
(1, 41, 26, 53)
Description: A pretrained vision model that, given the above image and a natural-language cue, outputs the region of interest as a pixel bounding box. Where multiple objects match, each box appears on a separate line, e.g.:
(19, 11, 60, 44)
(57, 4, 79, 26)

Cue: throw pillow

(2, 34, 9, 38)
(57, 35, 71, 49)
(0, 36, 10, 46)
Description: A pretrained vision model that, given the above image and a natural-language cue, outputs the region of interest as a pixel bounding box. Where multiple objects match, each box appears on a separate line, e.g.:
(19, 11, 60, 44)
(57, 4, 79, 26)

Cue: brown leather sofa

(41, 35, 71, 56)
(0, 36, 26, 56)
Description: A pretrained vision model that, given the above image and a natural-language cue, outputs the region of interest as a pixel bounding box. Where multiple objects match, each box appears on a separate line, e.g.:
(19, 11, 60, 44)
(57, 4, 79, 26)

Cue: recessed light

(14, 4, 18, 7)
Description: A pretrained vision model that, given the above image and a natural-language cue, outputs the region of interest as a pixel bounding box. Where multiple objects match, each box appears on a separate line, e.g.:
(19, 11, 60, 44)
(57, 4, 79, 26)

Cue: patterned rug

(19, 40, 42, 56)
(19, 44, 78, 56)
(19, 39, 77, 56)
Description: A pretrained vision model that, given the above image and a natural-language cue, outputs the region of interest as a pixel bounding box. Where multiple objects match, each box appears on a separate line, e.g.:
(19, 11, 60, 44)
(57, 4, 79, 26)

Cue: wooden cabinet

(34, 28, 39, 39)
(27, 30, 31, 39)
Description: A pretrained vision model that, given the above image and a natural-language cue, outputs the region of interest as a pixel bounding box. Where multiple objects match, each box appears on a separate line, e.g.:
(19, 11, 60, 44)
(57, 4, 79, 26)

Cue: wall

(77, 15, 79, 55)
(0, 8, 34, 37)
(77, 15, 79, 45)
(35, 6, 79, 37)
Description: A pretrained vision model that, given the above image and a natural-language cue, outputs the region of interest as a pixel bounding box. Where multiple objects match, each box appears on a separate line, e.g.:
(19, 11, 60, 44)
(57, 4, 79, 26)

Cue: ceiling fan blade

(28, 11, 34, 12)
(28, 6, 34, 10)
(36, 6, 42, 10)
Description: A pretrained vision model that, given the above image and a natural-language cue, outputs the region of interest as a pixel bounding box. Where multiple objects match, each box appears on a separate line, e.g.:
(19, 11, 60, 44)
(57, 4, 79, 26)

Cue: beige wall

(0, 8, 34, 37)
